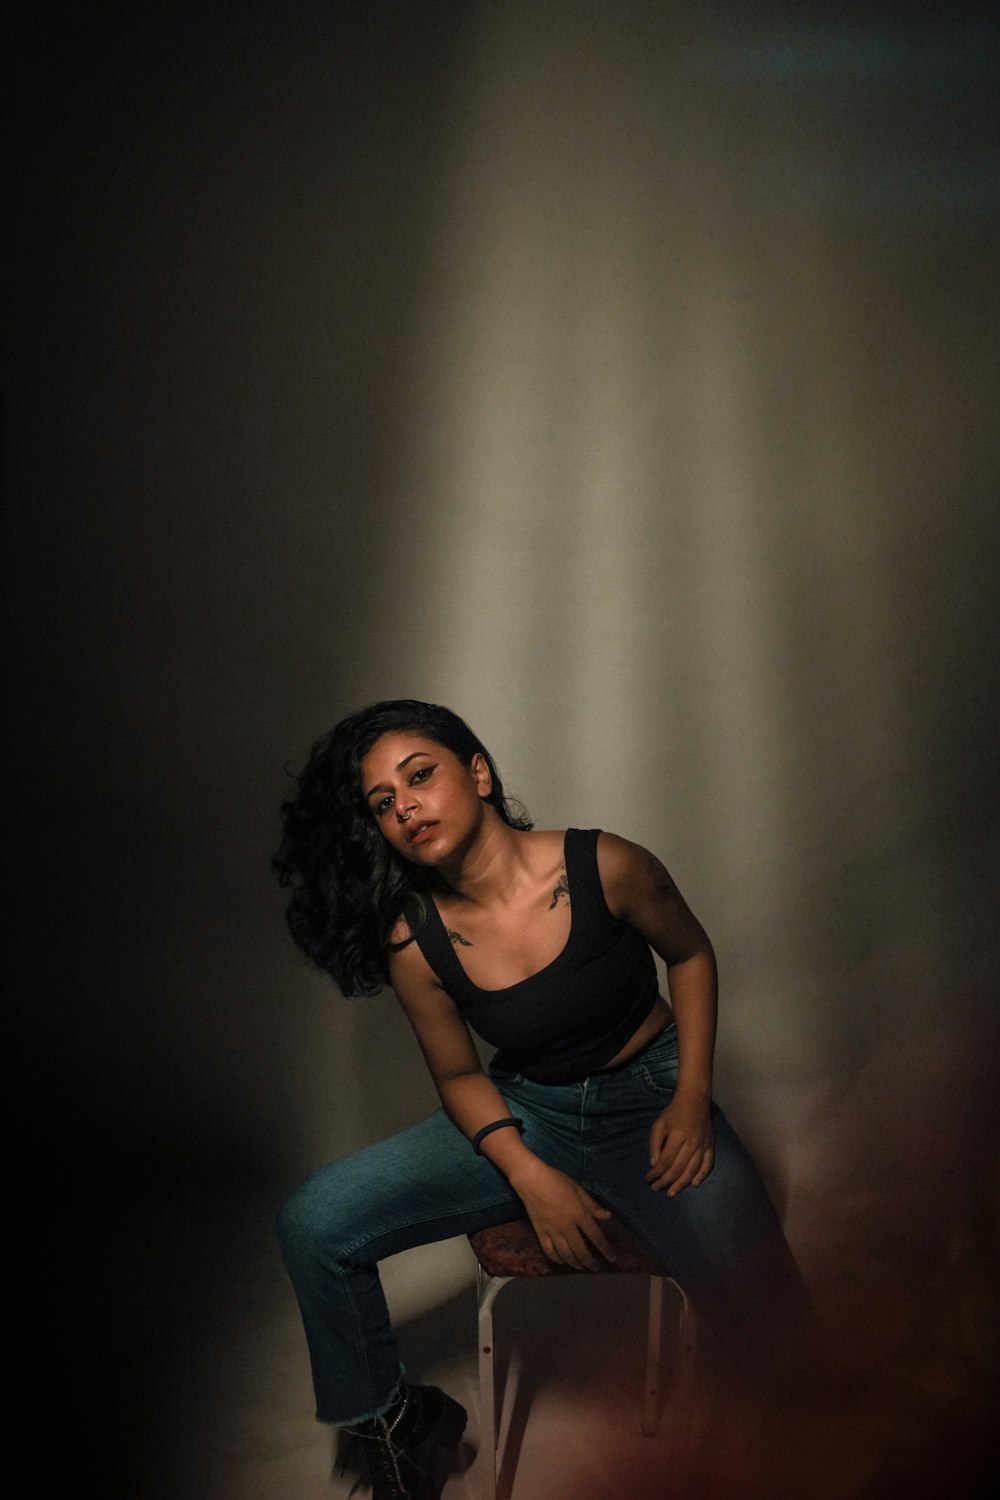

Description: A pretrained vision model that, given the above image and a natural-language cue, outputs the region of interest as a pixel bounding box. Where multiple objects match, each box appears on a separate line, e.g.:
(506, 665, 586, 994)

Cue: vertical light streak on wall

(386, 1, 819, 873)
(543, 228, 652, 811)
(678, 268, 789, 925)
(383, 3, 661, 822)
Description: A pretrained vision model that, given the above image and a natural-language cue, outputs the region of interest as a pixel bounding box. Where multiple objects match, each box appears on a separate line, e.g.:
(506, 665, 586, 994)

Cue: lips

(406, 821, 438, 847)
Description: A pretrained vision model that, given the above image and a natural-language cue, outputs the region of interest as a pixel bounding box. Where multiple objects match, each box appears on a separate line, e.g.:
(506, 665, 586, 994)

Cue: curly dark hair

(272, 699, 532, 996)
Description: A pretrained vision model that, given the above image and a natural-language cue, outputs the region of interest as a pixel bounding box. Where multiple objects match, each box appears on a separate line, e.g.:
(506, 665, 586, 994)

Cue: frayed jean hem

(320, 1366, 406, 1429)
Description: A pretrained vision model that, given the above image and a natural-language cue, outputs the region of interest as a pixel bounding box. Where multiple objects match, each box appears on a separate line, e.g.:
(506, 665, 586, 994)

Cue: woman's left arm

(597, 832, 718, 1197)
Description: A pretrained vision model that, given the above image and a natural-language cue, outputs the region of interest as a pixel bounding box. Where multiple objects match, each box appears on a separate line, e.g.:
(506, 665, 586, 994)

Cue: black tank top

(413, 828, 659, 1084)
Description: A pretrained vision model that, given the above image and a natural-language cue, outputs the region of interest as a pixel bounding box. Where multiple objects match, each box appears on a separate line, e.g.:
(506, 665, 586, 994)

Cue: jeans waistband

(595, 1020, 678, 1078)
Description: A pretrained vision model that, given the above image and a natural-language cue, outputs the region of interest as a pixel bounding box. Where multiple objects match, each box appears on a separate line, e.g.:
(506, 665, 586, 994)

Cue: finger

(646, 1136, 686, 1182)
(648, 1162, 687, 1192)
(546, 1235, 581, 1270)
(667, 1144, 715, 1196)
(578, 1195, 617, 1259)
(542, 1233, 591, 1272)
(647, 1157, 682, 1192)
(580, 1193, 613, 1220)
(580, 1221, 617, 1263)
(648, 1115, 676, 1157)
(568, 1231, 604, 1272)
(666, 1158, 701, 1197)
(691, 1148, 715, 1187)
(648, 1147, 694, 1193)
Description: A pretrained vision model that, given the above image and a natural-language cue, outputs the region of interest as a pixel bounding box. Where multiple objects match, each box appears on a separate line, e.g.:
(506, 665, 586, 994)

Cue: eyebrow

(364, 751, 434, 801)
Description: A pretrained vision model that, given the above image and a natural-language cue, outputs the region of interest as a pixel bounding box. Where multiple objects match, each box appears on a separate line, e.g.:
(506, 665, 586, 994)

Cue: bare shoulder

(594, 831, 710, 961)
(386, 915, 442, 994)
(523, 827, 570, 862)
(389, 911, 414, 946)
(595, 831, 678, 917)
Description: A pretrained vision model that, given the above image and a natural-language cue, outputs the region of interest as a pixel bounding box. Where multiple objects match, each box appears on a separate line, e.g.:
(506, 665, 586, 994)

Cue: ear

(470, 752, 493, 799)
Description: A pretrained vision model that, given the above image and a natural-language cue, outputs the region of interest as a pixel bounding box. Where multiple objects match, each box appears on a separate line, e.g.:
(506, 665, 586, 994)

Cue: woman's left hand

(646, 1095, 714, 1195)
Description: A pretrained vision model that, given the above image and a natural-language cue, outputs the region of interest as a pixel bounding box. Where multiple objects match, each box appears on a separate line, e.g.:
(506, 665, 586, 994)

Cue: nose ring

(398, 809, 411, 822)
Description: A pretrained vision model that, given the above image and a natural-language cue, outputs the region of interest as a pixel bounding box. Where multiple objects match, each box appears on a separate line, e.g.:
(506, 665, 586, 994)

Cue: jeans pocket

(630, 1024, 679, 1096)
(635, 1065, 676, 1098)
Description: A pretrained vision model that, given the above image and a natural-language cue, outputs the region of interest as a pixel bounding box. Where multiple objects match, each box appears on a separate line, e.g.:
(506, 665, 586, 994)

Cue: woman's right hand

(510, 1160, 617, 1270)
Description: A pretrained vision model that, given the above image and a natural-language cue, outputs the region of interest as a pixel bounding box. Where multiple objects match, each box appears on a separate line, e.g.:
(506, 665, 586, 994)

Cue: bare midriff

(598, 993, 673, 1072)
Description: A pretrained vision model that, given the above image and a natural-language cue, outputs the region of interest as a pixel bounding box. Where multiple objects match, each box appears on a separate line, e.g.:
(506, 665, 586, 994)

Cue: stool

(468, 1217, 696, 1500)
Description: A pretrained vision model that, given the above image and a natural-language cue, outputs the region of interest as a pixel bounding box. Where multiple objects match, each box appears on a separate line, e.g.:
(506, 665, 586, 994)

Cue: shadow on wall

(7, 2, 475, 1495)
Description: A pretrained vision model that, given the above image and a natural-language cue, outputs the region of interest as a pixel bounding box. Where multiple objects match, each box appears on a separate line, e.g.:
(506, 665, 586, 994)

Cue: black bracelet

(471, 1116, 524, 1155)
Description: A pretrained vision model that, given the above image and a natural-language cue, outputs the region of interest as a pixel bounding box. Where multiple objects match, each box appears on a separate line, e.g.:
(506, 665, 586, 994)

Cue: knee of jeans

(276, 1168, 354, 1276)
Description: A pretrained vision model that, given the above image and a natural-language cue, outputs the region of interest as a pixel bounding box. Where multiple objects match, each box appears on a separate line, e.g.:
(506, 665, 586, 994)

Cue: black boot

(344, 1384, 467, 1500)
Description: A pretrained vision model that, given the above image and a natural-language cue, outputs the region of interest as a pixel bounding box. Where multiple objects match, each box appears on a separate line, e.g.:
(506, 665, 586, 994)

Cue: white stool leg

(671, 1278, 698, 1395)
(477, 1270, 510, 1500)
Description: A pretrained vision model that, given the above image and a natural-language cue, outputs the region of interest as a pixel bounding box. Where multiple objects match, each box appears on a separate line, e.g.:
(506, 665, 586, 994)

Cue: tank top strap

(412, 894, 467, 992)
(412, 828, 615, 995)
(564, 827, 616, 928)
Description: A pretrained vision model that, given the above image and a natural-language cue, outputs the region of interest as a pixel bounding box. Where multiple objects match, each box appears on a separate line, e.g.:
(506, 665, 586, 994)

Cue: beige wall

(6, 3, 998, 1494)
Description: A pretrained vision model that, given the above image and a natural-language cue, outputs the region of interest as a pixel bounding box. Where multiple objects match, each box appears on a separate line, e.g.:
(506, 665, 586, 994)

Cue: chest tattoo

(549, 868, 570, 909)
(447, 928, 473, 947)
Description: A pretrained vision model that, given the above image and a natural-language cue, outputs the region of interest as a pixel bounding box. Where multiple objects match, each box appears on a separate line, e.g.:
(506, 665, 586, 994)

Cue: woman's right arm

(388, 936, 616, 1271)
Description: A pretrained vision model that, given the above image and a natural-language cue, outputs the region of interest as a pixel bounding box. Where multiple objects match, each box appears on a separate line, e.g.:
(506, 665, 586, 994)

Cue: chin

(395, 836, 439, 864)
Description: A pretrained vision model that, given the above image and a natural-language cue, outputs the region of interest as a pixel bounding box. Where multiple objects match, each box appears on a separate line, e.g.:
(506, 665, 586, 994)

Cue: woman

(274, 699, 811, 1500)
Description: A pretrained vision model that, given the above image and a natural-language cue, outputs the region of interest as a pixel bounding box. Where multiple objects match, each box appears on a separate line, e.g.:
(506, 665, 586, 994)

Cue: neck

(437, 817, 530, 906)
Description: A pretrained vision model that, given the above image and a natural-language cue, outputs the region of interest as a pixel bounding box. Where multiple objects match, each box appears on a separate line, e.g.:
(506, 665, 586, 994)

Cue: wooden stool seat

(468, 1217, 697, 1500)
(469, 1214, 666, 1278)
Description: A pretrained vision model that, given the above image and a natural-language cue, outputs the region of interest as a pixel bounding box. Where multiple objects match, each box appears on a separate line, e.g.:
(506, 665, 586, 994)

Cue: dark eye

(411, 765, 434, 784)
(373, 793, 393, 816)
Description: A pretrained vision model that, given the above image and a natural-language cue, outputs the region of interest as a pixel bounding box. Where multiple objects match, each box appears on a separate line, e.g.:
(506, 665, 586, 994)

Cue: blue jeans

(277, 1026, 811, 1425)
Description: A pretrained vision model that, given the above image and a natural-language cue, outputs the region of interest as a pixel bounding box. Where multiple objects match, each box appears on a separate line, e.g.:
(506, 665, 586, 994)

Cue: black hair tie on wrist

(471, 1116, 524, 1155)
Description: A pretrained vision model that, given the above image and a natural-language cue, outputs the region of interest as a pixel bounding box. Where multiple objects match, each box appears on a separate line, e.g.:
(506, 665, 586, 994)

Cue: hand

(646, 1095, 714, 1196)
(513, 1162, 617, 1270)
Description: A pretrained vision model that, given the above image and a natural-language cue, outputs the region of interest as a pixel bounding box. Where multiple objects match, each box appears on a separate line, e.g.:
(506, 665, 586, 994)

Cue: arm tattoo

(447, 928, 473, 947)
(549, 869, 570, 909)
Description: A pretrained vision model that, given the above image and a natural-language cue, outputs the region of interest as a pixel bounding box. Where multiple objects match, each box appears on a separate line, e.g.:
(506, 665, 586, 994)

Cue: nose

(395, 795, 417, 823)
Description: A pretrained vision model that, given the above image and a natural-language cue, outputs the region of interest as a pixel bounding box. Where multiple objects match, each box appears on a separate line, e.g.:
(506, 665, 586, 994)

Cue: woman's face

(359, 730, 493, 864)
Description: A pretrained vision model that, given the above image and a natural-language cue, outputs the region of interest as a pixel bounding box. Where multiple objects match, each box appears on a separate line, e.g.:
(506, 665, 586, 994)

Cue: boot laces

(341, 1394, 420, 1500)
